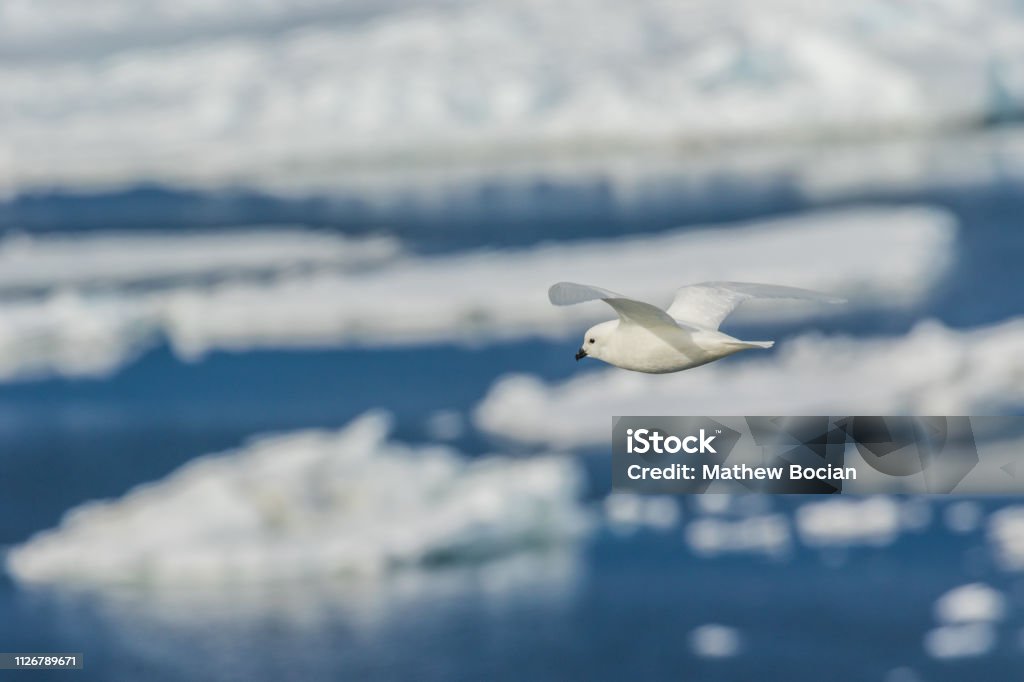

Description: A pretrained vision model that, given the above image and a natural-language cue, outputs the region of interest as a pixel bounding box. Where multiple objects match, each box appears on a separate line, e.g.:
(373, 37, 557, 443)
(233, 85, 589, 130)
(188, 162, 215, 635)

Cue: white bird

(549, 281, 844, 374)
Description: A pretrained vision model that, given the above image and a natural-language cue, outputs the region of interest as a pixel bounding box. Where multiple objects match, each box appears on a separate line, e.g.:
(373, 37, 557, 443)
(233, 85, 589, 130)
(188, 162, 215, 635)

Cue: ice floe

(795, 498, 902, 548)
(475, 318, 1024, 448)
(603, 493, 680, 533)
(684, 514, 791, 558)
(923, 623, 997, 660)
(987, 506, 1024, 571)
(0, 205, 954, 381)
(690, 624, 742, 659)
(933, 583, 1006, 624)
(5, 412, 588, 585)
(0, 229, 399, 292)
(924, 580, 1006, 661)
(4, 0, 1024, 190)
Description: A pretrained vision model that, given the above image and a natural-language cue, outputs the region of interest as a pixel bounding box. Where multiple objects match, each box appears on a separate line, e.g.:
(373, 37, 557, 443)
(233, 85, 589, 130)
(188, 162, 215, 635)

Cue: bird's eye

(589, 338, 595, 344)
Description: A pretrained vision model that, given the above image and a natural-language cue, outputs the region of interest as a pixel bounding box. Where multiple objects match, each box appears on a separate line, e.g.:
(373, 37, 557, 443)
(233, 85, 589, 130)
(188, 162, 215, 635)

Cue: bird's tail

(732, 339, 774, 350)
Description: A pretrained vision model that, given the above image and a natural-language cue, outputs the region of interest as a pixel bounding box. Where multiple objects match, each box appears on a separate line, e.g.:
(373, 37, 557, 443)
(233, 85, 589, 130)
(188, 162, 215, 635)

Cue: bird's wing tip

(548, 281, 574, 306)
(548, 281, 613, 306)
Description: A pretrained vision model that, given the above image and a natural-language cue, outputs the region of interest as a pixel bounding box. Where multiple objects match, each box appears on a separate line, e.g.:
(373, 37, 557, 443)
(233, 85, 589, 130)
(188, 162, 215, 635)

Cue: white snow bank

(0, 206, 954, 381)
(4, 0, 1024, 190)
(5, 412, 588, 586)
(933, 584, 1006, 624)
(475, 318, 1024, 448)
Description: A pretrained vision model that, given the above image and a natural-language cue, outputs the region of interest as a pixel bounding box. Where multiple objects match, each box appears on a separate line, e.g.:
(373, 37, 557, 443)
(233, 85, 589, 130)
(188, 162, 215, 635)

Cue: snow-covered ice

(4, 0, 1024, 191)
(0, 206, 953, 381)
(5, 412, 588, 585)
(476, 319, 1024, 448)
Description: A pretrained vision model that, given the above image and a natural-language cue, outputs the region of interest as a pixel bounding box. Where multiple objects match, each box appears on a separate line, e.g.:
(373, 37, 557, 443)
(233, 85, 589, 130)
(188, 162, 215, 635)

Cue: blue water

(2, 153, 1024, 680)
(1, 525, 1020, 682)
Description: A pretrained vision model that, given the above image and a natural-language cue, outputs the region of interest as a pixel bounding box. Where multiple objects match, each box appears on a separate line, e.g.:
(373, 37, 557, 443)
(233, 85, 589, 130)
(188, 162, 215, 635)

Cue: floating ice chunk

(0, 205, 954, 382)
(923, 623, 996, 659)
(795, 498, 901, 548)
(603, 493, 680, 532)
(934, 584, 1006, 625)
(5, 0, 1024, 190)
(475, 319, 1024, 448)
(690, 624, 742, 658)
(693, 495, 734, 516)
(987, 506, 1024, 571)
(684, 514, 790, 558)
(141, 206, 955, 358)
(0, 291, 158, 379)
(5, 413, 589, 586)
(0, 230, 399, 292)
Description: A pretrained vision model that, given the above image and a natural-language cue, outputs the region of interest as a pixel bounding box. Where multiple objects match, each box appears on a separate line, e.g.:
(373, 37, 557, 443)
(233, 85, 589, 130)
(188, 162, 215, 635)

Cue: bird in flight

(549, 281, 843, 374)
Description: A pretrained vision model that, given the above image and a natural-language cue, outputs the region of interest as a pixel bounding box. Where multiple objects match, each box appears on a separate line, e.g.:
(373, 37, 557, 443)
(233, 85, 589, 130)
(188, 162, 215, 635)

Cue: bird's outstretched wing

(548, 281, 694, 330)
(666, 282, 844, 330)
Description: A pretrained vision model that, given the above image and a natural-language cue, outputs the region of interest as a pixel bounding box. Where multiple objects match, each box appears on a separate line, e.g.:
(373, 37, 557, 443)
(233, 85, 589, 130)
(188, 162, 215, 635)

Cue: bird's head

(575, 320, 616, 362)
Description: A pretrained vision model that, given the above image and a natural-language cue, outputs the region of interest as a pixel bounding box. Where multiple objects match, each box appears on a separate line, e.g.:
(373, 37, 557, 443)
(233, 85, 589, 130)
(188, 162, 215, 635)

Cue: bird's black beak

(575, 348, 588, 361)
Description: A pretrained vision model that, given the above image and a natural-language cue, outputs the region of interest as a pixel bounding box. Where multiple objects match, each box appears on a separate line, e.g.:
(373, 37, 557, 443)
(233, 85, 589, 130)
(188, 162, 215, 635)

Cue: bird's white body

(586, 319, 770, 374)
(550, 281, 841, 375)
